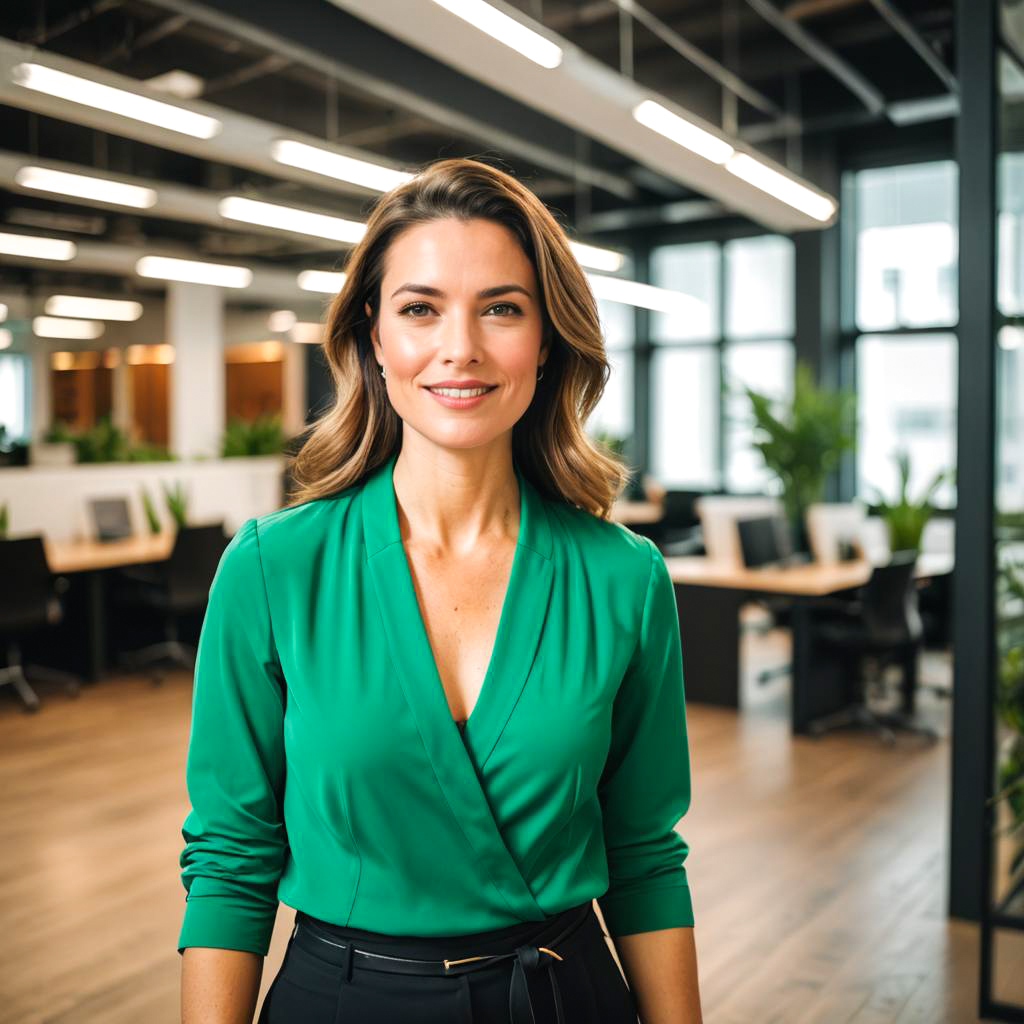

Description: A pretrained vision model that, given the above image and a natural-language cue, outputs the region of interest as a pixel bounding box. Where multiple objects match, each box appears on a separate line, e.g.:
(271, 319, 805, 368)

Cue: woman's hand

(614, 925, 704, 1024)
(181, 947, 265, 1024)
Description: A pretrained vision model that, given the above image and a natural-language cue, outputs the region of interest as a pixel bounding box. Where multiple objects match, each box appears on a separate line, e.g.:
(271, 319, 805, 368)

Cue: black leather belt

(293, 901, 592, 1024)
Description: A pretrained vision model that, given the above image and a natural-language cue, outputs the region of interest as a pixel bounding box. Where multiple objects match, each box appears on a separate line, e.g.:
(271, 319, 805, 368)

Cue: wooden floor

(0, 617, 995, 1023)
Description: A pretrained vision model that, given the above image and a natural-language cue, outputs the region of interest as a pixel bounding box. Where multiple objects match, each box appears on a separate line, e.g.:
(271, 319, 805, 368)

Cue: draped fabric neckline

(360, 450, 556, 920)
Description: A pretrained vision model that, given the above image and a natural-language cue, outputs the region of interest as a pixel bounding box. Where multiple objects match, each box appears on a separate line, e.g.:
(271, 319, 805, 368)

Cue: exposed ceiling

(0, 0, 955, 306)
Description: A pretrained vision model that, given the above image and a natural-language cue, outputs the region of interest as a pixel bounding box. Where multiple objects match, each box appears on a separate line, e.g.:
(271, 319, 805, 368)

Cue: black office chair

(0, 536, 82, 713)
(113, 523, 229, 685)
(805, 551, 938, 745)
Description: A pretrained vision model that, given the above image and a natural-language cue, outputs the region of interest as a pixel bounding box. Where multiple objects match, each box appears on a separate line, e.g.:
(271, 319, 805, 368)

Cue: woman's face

(367, 217, 548, 453)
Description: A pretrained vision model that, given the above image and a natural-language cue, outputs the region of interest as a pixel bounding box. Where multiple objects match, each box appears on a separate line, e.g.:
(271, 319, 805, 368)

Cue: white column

(30, 341, 51, 438)
(281, 339, 307, 438)
(167, 282, 225, 459)
(111, 356, 133, 437)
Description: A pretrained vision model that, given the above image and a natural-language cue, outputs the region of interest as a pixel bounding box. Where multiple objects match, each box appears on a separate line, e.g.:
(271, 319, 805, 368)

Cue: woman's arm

(181, 948, 264, 1024)
(615, 926, 703, 1024)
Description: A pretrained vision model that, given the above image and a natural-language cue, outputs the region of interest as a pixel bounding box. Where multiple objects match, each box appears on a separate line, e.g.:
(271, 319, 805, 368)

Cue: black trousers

(257, 900, 639, 1024)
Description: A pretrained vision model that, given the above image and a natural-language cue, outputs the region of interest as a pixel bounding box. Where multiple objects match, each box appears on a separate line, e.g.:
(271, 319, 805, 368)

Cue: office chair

(0, 536, 82, 713)
(805, 551, 939, 745)
(113, 523, 228, 685)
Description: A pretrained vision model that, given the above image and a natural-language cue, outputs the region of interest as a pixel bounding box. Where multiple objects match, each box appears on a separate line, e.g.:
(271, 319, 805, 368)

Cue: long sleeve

(596, 537, 695, 937)
(177, 517, 288, 956)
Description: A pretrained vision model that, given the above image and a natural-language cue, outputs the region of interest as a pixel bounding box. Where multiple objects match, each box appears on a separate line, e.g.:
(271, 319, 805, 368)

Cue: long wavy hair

(285, 156, 628, 518)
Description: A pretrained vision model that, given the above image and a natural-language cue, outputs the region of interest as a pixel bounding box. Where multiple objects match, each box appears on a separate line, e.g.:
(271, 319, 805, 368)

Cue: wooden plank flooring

(0, 620, 990, 1022)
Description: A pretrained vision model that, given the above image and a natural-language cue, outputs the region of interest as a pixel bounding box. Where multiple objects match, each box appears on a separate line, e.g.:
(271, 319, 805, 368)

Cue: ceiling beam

(864, 0, 957, 94)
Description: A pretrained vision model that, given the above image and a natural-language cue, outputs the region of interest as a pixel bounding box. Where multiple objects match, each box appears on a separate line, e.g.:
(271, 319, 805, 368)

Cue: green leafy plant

(140, 487, 161, 535)
(43, 417, 173, 463)
(742, 360, 857, 548)
(162, 481, 189, 528)
(868, 449, 953, 553)
(0, 501, 8, 538)
(221, 414, 286, 457)
(592, 430, 628, 457)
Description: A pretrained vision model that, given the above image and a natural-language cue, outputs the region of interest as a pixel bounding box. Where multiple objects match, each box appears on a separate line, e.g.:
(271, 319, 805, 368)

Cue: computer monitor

(89, 496, 134, 542)
(736, 514, 810, 568)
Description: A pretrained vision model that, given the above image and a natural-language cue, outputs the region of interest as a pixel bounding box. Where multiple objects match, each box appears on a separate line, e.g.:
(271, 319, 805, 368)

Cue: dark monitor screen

(737, 515, 793, 568)
(90, 497, 133, 542)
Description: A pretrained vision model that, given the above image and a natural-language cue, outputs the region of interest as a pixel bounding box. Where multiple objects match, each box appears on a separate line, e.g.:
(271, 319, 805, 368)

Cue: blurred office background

(0, 0, 1022, 1021)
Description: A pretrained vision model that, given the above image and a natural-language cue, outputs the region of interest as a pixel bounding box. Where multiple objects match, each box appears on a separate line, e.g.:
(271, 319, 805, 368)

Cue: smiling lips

(424, 384, 498, 408)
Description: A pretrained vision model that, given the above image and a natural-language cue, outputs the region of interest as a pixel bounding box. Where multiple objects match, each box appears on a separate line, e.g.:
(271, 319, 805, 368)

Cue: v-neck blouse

(177, 451, 695, 956)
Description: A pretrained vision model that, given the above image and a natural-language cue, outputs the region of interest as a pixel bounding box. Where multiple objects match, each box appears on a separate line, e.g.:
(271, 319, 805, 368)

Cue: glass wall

(0, 352, 31, 441)
(648, 234, 795, 491)
(845, 161, 959, 508)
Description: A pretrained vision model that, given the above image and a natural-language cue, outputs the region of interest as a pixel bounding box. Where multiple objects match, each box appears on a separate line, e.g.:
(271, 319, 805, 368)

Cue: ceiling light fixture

(0, 303, 7, 322)
(632, 99, 734, 165)
(15, 166, 157, 209)
(297, 270, 346, 294)
(268, 310, 298, 333)
(135, 256, 252, 289)
(271, 140, 413, 192)
(429, 0, 563, 68)
(11, 62, 221, 139)
(725, 153, 836, 222)
(33, 315, 104, 340)
(0, 328, 11, 350)
(45, 295, 144, 321)
(0, 231, 76, 261)
(569, 241, 625, 273)
(219, 196, 366, 243)
(586, 273, 708, 315)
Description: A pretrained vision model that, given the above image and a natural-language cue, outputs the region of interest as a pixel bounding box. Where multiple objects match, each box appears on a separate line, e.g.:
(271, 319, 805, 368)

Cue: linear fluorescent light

(289, 322, 324, 344)
(298, 270, 346, 294)
(632, 99, 734, 165)
(11, 62, 221, 139)
(33, 315, 104, 340)
(15, 166, 157, 209)
(136, 255, 252, 289)
(726, 153, 836, 222)
(0, 231, 76, 261)
(268, 310, 297, 332)
(569, 241, 624, 273)
(271, 140, 413, 192)
(45, 295, 144, 321)
(219, 196, 366, 244)
(586, 273, 707, 315)
(0, 328, 11, 350)
(429, 0, 563, 68)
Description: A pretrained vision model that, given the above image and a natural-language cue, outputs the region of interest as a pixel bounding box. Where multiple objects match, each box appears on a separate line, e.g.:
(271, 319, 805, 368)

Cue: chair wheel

(22, 701, 41, 714)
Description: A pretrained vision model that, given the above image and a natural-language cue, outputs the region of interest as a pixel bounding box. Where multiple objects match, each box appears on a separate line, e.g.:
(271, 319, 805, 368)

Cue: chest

(403, 538, 517, 721)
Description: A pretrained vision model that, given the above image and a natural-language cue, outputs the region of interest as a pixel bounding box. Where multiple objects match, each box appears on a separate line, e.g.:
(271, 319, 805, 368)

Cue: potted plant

(742, 360, 857, 554)
(221, 414, 286, 457)
(141, 486, 162, 535)
(867, 449, 953, 555)
(162, 481, 189, 529)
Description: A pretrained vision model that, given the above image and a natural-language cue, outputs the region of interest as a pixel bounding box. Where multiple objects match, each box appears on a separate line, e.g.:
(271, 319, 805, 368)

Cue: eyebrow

(389, 283, 533, 301)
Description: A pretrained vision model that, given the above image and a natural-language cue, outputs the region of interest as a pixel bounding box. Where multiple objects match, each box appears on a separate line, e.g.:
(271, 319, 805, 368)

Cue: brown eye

(488, 302, 522, 316)
(399, 302, 432, 317)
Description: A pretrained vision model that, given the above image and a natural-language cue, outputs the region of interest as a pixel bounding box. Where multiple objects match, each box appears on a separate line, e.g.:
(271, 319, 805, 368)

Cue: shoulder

(544, 496, 656, 588)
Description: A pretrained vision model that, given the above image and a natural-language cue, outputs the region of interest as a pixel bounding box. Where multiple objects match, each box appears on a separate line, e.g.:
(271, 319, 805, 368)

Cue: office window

(649, 241, 719, 343)
(997, 328, 1024, 511)
(998, 152, 1024, 315)
(0, 353, 30, 441)
(649, 235, 795, 490)
(855, 333, 957, 508)
(725, 235, 795, 339)
(651, 346, 718, 489)
(853, 161, 958, 331)
(586, 282, 635, 445)
(723, 340, 794, 493)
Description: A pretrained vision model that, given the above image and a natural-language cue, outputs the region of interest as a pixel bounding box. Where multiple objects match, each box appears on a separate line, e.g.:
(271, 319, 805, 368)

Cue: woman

(178, 157, 703, 1024)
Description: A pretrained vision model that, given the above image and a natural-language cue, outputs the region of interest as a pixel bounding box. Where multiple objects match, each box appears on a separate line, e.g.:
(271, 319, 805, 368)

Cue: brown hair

(285, 156, 628, 518)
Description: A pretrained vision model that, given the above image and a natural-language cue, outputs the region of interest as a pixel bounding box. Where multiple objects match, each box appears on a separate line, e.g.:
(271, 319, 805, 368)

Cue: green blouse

(177, 450, 695, 956)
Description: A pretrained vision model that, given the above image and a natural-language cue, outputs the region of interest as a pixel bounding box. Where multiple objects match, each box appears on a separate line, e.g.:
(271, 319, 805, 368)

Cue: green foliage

(140, 487, 161, 535)
(43, 416, 174, 463)
(221, 414, 286, 457)
(0, 501, 8, 538)
(868, 450, 953, 553)
(742, 360, 857, 529)
(162, 480, 189, 528)
(592, 430, 628, 457)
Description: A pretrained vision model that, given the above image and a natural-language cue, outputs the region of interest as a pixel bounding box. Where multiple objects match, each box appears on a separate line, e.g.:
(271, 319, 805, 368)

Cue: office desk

(610, 499, 664, 525)
(44, 533, 176, 681)
(664, 554, 954, 735)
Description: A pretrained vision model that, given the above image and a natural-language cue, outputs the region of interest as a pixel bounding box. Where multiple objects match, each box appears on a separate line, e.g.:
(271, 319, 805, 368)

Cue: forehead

(381, 218, 535, 284)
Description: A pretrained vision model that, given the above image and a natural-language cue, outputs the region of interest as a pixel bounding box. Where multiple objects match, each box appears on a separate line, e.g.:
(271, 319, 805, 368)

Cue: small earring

(380, 365, 386, 379)
(536, 365, 544, 382)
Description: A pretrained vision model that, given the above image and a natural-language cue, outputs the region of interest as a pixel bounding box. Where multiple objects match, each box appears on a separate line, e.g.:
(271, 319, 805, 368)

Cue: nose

(435, 308, 484, 364)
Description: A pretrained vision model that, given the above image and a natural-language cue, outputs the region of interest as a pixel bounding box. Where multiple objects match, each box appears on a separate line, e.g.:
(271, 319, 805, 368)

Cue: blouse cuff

(598, 881, 694, 937)
(177, 891, 278, 957)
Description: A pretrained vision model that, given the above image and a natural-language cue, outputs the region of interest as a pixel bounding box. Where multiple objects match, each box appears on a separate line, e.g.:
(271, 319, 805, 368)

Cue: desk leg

(790, 602, 850, 736)
(84, 570, 106, 683)
(673, 583, 741, 709)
